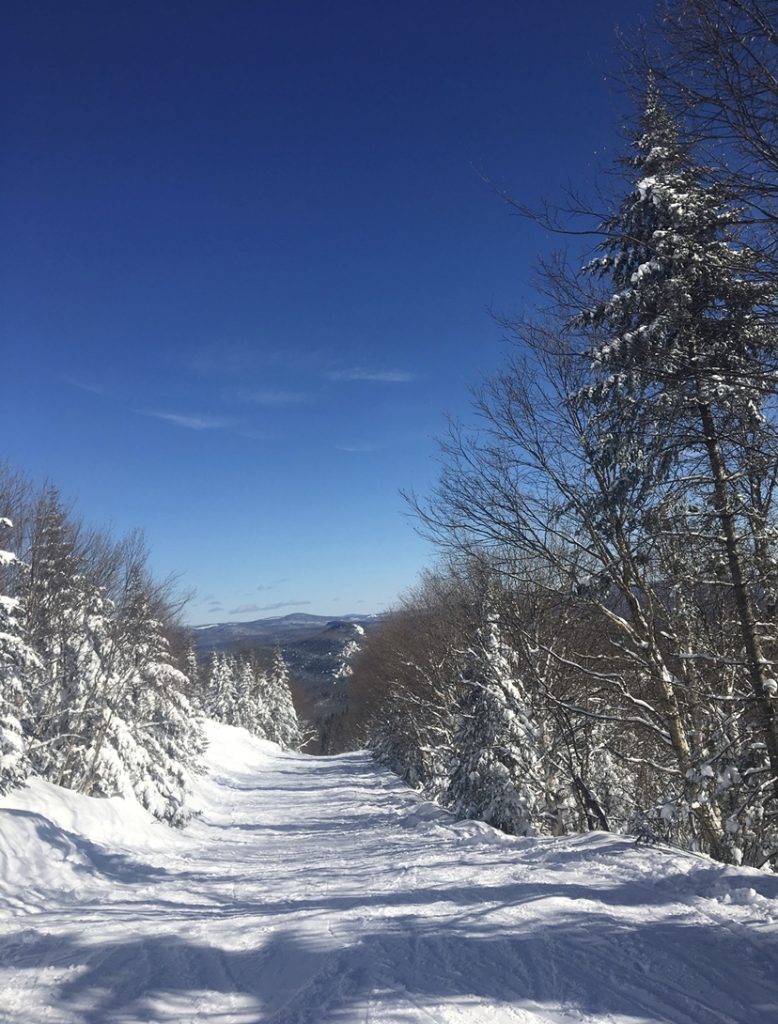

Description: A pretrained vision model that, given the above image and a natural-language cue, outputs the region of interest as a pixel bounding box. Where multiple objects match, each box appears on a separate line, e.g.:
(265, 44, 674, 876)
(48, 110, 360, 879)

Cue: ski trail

(0, 722, 776, 1023)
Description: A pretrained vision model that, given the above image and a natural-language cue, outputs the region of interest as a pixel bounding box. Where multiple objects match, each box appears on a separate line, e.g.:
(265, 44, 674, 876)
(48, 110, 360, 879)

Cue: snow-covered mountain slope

(1, 724, 776, 1024)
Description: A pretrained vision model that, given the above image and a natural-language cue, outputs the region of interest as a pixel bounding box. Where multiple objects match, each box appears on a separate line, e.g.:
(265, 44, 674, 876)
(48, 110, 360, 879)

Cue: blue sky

(2, 0, 652, 623)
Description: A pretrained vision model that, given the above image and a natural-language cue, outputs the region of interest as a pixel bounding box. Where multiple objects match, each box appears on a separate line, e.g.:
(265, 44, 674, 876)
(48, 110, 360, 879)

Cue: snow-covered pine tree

(230, 657, 266, 734)
(263, 647, 301, 749)
(87, 564, 206, 826)
(22, 489, 112, 790)
(0, 519, 37, 793)
(334, 627, 363, 681)
(445, 612, 545, 836)
(0, 473, 208, 825)
(359, 568, 487, 799)
(121, 658, 205, 826)
(184, 642, 201, 702)
(369, 665, 456, 797)
(205, 652, 236, 723)
(576, 83, 778, 862)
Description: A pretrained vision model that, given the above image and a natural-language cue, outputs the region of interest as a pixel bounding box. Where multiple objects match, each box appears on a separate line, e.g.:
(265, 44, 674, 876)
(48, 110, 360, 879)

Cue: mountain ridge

(191, 612, 382, 654)
(193, 611, 378, 632)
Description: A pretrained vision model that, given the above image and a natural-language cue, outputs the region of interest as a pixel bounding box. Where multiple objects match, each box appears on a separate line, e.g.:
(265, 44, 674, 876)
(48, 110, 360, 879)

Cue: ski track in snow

(0, 723, 776, 1024)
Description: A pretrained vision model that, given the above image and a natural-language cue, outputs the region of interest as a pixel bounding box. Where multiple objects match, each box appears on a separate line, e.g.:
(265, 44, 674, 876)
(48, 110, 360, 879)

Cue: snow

(1, 722, 776, 1023)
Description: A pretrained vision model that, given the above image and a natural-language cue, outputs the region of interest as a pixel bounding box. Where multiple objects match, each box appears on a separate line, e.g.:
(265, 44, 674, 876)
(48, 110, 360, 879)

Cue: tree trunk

(698, 399, 778, 805)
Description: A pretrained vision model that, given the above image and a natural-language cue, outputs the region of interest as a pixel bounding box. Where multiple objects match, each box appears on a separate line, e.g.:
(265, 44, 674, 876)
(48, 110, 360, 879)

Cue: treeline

(203, 649, 302, 750)
(0, 467, 302, 824)
(347, 0, 778, 870)
(347, 563, 628, 838)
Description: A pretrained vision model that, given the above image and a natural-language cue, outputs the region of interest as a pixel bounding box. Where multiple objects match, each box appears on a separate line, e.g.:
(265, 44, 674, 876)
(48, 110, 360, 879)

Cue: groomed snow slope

(1, 723, 776, 1024)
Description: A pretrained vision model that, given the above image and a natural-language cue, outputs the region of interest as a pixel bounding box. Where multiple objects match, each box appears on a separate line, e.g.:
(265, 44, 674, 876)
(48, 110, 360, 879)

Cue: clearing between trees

(0, 722, 776, 1024)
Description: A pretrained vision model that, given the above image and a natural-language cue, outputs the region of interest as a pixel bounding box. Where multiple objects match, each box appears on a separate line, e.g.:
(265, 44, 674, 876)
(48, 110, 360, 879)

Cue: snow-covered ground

(1, 723, 776, 1023)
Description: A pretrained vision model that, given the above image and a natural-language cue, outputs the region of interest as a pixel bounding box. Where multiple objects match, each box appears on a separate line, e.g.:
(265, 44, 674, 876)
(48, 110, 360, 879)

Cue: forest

(0, 466, 302, 825)
(343, 0, 778, 871)
(2, 0, 778, 874)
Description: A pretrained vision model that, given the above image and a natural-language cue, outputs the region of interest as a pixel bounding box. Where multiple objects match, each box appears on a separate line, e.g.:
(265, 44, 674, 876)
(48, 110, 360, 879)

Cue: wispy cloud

(229, 388, 309, 406)
(228, 599, 312, 615)
(138, 410, 236, 431)
(233, 428, 277, 442)
(327, 367, 417, 383)
(190, 346, 330, 377)
(335, 443, 381, 453)
(64, 374, 108, 396)
(257, 578, 288, 592)
(189, 349, 261, 377)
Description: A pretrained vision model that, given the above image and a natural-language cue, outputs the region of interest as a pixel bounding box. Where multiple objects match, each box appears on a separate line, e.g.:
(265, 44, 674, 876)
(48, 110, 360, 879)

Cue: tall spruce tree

(445, 612, 544, 835)
(576, 85, 778, 859)
(83, 564, 206, 826)
(23, 489, 110, 789)
(208, 653, 238, 723)
(264, 647, 301, 750)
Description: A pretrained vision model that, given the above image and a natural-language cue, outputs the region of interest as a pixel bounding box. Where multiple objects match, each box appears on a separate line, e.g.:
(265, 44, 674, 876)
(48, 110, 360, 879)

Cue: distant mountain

(192, 612, 381, 654)
(192, 612, 385, 752)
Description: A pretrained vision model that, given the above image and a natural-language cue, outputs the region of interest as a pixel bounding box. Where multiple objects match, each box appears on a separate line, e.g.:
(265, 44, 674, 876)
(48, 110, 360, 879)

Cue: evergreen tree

(0, 519, 36, 793)
(93, 566, 206, 825)
(232, 658, 267, 734)
(264, 647, 301, 749)
(0, 472, 208, 826)
(208, 653, 238, 723)
(184, 642, 200, 702)
(445, 613, 544, 835)
(334, 629, 363, 681)
(23, 490, 111, 789)
(575, 84, 778, 858)
(32, 556, 208, 826)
